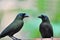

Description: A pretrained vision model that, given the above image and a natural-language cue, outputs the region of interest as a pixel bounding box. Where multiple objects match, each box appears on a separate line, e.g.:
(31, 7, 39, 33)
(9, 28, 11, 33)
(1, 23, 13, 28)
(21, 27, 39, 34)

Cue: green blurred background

(0, 0, 60, 40)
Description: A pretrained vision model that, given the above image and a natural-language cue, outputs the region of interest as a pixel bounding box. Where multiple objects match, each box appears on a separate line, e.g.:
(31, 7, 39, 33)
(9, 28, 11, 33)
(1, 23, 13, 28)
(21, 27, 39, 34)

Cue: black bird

(38, 15, 53, 39)
(0, 13, 29, 40)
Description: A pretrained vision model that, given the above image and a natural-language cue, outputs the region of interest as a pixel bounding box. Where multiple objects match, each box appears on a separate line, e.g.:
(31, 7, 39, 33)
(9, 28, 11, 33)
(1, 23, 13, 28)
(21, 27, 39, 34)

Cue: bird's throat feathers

(42, 19, 50, 23)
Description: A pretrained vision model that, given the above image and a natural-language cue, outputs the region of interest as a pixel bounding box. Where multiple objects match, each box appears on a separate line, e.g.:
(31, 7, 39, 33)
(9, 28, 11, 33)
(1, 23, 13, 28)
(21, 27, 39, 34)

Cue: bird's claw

(13, 38, 21, 40)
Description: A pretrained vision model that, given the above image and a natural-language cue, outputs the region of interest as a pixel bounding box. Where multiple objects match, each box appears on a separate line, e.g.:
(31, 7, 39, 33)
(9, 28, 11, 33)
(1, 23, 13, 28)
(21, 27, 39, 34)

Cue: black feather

(38, 15, 53, 38)
(0, 13, 29, 40)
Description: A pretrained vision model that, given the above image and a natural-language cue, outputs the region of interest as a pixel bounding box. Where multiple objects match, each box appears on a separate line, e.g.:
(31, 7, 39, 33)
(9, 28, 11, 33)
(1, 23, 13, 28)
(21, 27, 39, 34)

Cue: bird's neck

(13, 18, 23, 23)
(42, 19, 50, 23)
(15, 17, 24, 20)
(16, 16, 24, 20)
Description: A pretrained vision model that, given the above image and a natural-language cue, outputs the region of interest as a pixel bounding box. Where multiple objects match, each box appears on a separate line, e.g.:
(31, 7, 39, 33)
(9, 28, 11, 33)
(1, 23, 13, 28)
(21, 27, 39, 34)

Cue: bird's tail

(0, 34, 3, 39)
(0, 34, 1, 39)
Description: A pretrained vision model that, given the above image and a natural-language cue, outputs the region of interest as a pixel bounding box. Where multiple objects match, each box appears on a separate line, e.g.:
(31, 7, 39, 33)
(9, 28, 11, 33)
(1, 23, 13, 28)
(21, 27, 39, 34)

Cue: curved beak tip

(25, 16, 29, 17)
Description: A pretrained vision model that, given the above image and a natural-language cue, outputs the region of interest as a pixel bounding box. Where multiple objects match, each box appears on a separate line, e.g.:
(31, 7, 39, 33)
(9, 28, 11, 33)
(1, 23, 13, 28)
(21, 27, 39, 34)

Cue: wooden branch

(34, 38, 60, 40)
(15, 38, 60, 40)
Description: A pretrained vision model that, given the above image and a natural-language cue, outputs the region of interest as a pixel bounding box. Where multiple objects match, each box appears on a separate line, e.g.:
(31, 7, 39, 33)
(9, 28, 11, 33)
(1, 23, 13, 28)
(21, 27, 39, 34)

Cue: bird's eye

(23, 13, 25, 16)
(20, 14, 23, 16)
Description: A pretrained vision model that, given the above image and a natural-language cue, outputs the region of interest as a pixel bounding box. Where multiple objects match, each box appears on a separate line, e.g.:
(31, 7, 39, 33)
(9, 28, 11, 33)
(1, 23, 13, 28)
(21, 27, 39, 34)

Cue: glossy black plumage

(38, 15, 53, 38)
(0, 13, 29, 40)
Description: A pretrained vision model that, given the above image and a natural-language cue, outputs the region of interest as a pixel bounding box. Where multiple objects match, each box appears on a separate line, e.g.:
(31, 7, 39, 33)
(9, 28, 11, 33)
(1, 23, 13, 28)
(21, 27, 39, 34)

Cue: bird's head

(38, 15, 49, 22)
(16, 13, 29, 20)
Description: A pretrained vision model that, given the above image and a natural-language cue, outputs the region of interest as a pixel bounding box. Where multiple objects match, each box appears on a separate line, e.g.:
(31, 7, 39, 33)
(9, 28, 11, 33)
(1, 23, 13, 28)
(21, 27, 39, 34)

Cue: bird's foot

(13, 38, 21, 40)
(9, 36, 21, 40)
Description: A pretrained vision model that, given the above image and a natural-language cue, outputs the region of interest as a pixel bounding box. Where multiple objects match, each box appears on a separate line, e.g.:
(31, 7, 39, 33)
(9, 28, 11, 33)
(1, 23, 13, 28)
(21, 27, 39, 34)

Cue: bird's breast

(13, 20, 24, 31)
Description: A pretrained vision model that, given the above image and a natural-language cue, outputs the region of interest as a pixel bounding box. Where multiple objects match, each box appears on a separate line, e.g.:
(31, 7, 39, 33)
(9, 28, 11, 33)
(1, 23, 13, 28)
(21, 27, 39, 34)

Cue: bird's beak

(25, 16, 29, 17)
(38, 16, 41, 18)
(24, 14, 29, 17)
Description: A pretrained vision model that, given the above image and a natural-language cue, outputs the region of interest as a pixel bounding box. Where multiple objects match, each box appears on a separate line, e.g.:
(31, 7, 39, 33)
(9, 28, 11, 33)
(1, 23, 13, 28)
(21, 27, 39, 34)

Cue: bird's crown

(41, 14, 48, 18)
(17, 13, 25, 17)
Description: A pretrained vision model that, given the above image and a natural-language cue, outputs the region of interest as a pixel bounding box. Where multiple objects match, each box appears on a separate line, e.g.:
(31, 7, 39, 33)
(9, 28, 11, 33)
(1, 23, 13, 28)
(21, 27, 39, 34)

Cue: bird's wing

(0, 20, 23, 36)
